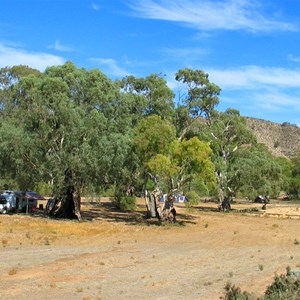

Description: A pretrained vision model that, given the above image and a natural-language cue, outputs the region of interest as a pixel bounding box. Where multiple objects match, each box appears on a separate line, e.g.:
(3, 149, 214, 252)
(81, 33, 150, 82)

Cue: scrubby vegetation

(222, 267, 300, 300)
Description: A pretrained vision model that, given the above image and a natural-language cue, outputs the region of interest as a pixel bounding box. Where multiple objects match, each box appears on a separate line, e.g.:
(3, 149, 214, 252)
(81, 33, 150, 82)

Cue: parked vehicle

(254, 195, 270, 204)
(23, 191, 44, 212)
(0, 190, 44, 213)
(0, 195, 10, 214)
(1, 190, 22, 212)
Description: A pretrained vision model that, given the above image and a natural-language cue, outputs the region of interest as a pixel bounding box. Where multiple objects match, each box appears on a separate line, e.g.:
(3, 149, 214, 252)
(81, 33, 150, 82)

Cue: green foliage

(133, 115, 176, 162)
(114, 195, 136, 211)
(0, 62, 133, 199)
(147, 137, 215, 192)
(34, 182, 52, 196)
(264, 268, 300, 300)
(222, 282, 254, 300)
(118, 73, 175, 120)
(175, 68, 221, 123)
(289, 154, 300, 199)
(275, 157, 293, 196)
(199, 110, 258, 200)
(222, 268, 300, 300)
(264, 278, 300, 299)
(185, 190, 200, 206)
(229, 144, 283, 199)
(189, 176, 216, 197)
(0, 62, 297, 212)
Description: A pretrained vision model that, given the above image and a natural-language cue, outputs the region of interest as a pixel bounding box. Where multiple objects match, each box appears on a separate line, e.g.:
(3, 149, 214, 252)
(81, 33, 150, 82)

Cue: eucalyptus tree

(118, 73, 175, 120)
(175, 68, 221, 140)
(133, 115, 176, 162)
(174, 68, 261, 203)
(0, 65, 43, 189)
(228, 143, 283, 199)
(0, 62, 133, 219)
(133, 114, 215, 219)
(147, 136, 215, 192)
(290, 154, 300, 199)
(147, 136, 215, 220)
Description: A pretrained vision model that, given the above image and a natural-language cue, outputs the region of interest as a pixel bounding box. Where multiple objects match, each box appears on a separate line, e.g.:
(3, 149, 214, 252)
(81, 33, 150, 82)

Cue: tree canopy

(0, 62, 297, 219)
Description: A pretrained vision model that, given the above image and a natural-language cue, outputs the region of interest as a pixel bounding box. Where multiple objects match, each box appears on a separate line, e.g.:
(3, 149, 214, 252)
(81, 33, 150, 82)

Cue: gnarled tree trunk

(47, 169, 82, 221)
(145, 189, 158, 218)
(145, 188, 176, 222)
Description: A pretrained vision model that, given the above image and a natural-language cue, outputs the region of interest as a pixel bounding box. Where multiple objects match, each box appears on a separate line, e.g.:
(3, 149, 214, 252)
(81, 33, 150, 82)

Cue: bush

(114, 195, 136, 211)
(185, 190, 200, 206)
(221, 267, 300, 300)
(221, 282, 254, 300)
(264, 267, 300, 300)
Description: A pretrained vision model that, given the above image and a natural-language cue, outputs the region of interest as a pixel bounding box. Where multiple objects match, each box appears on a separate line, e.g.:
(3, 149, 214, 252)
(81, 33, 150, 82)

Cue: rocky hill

(246, 117, 300, 159)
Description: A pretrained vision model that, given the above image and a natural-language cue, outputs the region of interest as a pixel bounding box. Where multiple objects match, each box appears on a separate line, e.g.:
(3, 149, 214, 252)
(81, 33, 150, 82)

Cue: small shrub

(185, 191, 200, 207)
(259, 264, 264, 271)
(8, 268, 17, 276)
(221, 282, 254, 300)
(114, 195, 136, 211)
(221, 267, 300, 300)
(294, 239, 299, 245)
(264, 267, 300, 300)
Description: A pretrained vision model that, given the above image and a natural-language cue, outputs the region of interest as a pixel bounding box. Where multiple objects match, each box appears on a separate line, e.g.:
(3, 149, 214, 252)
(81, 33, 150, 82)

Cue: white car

(0, 196, 10, 214)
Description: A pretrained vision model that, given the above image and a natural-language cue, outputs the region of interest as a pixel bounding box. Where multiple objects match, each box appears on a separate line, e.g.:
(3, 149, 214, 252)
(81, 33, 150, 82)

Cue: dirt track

(0, 199, 299, 300)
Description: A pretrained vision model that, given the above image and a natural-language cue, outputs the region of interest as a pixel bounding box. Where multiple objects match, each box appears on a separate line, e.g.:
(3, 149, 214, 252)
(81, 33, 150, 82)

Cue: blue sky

(1, 0, 300, 125)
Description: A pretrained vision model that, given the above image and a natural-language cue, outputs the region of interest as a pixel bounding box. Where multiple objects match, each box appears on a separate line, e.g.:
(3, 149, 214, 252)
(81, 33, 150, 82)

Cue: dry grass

(0, 199, 299, 300)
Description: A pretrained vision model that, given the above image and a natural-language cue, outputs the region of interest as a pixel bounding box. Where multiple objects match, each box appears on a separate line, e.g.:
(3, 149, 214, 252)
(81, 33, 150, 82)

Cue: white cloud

(0, 44, 65, 71)
(234, 89, 300, 124)
(164, 65, 300, 124)
(90, 3, 100, 11)
(162, 47, 208, 61)
(288, 54, 300, 63)
(50, 40, 73, 52)
(207, 66, 300, 89)
(208, 66, 300, 122)
(165, 66, 300, 91)
(254, 91, 300, 109)
(128, 0, 297, 32)
(90, 58, 129, 77)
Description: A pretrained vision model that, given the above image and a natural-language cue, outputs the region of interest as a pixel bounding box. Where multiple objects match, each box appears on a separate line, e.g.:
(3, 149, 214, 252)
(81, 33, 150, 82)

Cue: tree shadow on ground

(192, 204, 261, 214)
(192, 205, 220, 213)
(81, 201, 197, 226)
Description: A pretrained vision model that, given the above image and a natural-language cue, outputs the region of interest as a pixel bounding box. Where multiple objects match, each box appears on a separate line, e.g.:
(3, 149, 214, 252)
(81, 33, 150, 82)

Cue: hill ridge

(245, 117, 300, 158)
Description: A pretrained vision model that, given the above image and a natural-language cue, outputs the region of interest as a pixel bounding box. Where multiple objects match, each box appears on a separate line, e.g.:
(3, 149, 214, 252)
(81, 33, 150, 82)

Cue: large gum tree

(0, 62, 132, 220)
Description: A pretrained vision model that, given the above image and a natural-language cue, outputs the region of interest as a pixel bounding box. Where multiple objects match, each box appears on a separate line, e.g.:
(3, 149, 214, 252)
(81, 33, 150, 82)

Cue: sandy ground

(0, 198, 299, 300)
